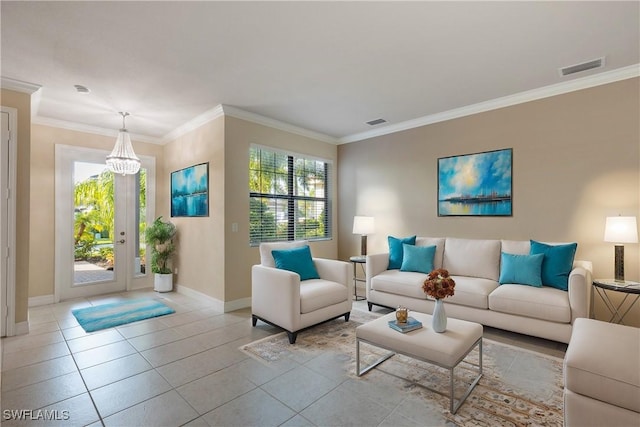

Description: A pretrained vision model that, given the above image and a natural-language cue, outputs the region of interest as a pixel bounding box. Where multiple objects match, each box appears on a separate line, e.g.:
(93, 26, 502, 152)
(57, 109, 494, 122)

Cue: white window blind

(249, 146, 332, 245)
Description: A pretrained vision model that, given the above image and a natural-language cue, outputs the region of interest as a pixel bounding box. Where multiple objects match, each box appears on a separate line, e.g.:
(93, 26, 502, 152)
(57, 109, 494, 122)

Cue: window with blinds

(249, 145, 331, 245)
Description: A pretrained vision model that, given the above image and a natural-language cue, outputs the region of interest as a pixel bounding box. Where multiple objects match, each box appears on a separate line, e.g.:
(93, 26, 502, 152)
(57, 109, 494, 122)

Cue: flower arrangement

(422, 268, 456, 300)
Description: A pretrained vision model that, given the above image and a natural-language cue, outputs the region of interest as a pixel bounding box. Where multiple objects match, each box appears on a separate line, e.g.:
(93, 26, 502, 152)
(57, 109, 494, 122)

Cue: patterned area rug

(241, 310, 564, 426)
(72, 298, 175, 332)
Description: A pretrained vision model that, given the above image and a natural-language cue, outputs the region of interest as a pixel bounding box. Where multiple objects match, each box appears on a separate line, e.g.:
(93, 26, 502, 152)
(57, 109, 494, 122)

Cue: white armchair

(251, 241, 352, 344)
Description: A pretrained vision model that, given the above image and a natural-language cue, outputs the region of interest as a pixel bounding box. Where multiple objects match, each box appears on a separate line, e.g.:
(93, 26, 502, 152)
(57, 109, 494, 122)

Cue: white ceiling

(1, 1, 639, 144)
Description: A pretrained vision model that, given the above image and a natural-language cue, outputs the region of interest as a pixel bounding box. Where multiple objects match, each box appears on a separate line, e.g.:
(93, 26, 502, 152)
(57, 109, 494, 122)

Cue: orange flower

(422, 268, 455, 300)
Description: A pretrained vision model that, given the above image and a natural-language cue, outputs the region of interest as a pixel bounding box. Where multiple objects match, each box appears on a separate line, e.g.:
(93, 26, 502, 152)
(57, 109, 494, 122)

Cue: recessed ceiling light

(366, 118, 387, 126)
(74, 84, 90, 93)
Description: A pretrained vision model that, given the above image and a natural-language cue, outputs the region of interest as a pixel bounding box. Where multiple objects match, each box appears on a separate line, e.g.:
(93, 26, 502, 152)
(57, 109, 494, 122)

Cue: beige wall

(1, 89, 31, 324)
(165, 115, 338, 307)
(162, 117, 226, 301)
(25, 112, 338, 311)
(29, 124, 165, 298)
(223, 116, 339, 304)
(18, 77, 639, 327)
(337, 78, 640, 325)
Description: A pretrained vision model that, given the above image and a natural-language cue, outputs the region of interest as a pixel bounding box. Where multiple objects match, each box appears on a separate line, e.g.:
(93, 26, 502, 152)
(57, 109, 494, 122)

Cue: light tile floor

(1, 289, 567, 426)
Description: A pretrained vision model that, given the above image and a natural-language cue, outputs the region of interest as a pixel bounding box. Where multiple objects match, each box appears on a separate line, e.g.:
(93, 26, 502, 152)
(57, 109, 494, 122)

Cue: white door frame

(1, 107, 17, 337)
(54, 145, 155, 302)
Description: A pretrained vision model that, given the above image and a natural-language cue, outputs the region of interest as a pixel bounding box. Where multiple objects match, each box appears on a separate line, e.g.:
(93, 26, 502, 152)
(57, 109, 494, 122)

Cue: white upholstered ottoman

(356, 311, 483, 413)
(564, 318, 640, 426)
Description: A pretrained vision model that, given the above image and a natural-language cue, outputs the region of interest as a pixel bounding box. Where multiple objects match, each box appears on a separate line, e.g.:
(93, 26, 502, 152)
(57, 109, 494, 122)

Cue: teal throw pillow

(529, 240, 577, 291)
(401, 244, 436, 274)
(388, 235, 417, 269)
(271, 245, 320, 281)
(499, 252, 544, 287)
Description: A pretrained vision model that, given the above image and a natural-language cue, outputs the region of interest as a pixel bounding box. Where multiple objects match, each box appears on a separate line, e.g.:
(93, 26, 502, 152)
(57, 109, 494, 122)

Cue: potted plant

(145, 216, 177, 292)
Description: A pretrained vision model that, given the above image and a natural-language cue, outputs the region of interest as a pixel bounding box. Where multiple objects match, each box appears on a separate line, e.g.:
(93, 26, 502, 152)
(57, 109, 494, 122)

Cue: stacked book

(388, 317, 423, 333)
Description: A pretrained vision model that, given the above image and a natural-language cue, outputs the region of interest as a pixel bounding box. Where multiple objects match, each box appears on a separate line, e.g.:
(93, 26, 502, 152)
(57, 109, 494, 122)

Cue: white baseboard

(175, 285, 251, 313)
(130, 282, 154, 291)
(28, 295, 55, 307)
(175, 285, 225, 312)
(224, 297, 251, 312)
(14, 320, 29, 336)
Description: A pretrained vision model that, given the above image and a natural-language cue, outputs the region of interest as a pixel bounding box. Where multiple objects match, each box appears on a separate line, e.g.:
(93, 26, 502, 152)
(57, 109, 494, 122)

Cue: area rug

(241, 310, 564, 426)
(72, 298, 175, 332)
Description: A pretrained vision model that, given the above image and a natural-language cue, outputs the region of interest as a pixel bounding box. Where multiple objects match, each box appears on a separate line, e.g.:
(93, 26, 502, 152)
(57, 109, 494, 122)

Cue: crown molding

(160, 104, 339, 145)
(1, 76, 42, 94)
(338, 64, 640, 144)
(220, 105, 339, 144)
(20, 63, 639, 147)
(160, 104, 225, 143)
(32, 116, 162, 144)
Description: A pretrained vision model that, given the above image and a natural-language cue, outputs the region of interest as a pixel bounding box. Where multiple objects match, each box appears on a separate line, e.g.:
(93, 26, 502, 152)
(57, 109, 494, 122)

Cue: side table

(350, 256, 366, 301)
(592, 279, 640, 325)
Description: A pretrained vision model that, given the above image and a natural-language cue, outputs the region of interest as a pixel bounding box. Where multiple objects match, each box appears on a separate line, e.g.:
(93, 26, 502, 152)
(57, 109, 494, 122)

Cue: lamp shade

(352, 216, 375, 235)
(604, 216, 638, 243)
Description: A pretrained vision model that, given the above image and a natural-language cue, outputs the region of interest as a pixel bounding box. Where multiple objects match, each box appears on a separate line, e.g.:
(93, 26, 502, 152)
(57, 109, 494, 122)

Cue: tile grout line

(9, 294, 566, 426)
(84, 312, 229, 426)
(59, 309, 106, 427)
(67, 294, 229, 426)
(2, 292, 202, 425)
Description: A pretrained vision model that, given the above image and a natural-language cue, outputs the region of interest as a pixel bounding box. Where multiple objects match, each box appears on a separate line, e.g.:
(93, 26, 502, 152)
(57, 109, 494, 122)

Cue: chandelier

(106, 112, 141, 175)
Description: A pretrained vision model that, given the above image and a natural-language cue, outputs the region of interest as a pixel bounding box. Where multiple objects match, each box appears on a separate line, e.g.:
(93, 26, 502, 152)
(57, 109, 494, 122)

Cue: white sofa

(564, 318, 640, 426)
(366, 237, 592, 343)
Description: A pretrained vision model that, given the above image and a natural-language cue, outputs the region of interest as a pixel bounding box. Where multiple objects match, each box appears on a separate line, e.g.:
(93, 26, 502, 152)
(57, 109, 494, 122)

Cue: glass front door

(55, 146, 155, 300)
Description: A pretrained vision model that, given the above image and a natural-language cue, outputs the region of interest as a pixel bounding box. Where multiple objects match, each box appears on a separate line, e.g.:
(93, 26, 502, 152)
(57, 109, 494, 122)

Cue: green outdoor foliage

(249, 147, 328, 244)
(74, 169, 115, 245)
(74, 234, 96, 260)
(99, 247, 114, 268)
(74, 168, 147, 264)
(145, 216, 177, 274)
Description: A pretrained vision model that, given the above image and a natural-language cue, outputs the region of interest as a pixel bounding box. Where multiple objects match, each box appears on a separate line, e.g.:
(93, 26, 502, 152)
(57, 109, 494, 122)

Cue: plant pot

(154, 273, 173, 293)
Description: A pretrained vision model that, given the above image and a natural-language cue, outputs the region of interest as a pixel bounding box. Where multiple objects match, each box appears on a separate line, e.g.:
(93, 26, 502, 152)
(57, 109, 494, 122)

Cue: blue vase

(432, 299, 447, 333)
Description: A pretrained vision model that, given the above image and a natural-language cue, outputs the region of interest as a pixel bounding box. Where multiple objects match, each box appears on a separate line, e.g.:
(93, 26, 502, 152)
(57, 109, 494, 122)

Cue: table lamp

(604, 216, 638, 281)
(353, 216, 375, 256)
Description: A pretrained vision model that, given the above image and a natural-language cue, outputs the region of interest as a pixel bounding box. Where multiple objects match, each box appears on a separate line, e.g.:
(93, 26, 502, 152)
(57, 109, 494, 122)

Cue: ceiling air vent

(559, 57, 605, 77)
(366, 118, 387, 126)
(74, 84, 90, 93)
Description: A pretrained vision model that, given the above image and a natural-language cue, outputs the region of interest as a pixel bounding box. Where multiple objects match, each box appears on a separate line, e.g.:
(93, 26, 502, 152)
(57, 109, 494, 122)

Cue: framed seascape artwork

(438, 148, 512, 217)
(171, 162, 209, 217)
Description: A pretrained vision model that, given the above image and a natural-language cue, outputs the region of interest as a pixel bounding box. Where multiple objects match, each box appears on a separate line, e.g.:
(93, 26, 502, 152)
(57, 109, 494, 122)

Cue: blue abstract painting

(171, 163, 209, 217)
(438, 149, 512, 216)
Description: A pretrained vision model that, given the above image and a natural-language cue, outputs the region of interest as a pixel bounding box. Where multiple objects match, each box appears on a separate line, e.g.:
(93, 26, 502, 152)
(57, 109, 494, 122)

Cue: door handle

(117, 239, 125, 244)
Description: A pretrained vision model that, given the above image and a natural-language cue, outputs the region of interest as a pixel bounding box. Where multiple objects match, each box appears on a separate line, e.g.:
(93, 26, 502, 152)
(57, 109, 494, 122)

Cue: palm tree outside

(73, 163, 147, 283)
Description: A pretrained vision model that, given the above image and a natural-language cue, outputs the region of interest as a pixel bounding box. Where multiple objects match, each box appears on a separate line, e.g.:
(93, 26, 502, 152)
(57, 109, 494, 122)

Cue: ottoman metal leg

(449, 338, 483, 414)
(356, 338, 395, 376)
(355, 315, 483, 415)
(357, 335, 482, 414)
